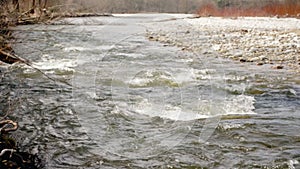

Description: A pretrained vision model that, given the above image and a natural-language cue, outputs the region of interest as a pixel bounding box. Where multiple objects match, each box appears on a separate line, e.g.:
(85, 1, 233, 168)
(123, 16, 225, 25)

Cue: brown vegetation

(262, 2, 300, 16)
(197, 0, 300, 17)
(43, 0, 206, 13)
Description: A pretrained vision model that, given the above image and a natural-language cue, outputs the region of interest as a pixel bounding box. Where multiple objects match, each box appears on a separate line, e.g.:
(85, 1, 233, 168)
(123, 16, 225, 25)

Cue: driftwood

(17, 16, 40, 25)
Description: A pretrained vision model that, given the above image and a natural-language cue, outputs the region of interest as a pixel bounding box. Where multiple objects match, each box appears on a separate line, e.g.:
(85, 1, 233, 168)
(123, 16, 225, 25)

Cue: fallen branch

(0, 50, 73, 87)
(17, 16, 40, 25)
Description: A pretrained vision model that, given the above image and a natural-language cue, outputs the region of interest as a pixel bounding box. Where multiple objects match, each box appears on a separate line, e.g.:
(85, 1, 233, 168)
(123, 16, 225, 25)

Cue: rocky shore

(146, 16, 300, 72)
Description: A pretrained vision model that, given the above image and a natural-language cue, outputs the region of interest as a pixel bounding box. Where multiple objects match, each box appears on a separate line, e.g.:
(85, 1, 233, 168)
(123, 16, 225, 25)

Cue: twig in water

(0, 50, 73, 87)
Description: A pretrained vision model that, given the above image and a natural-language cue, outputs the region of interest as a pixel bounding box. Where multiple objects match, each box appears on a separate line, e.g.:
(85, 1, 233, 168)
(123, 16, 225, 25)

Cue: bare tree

(12, 0, 19, 12)
(30, 0, 35, 14)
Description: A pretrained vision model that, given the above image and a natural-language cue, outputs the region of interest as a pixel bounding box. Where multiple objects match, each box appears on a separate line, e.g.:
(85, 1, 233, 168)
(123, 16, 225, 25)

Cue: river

(2, 14, 300, 168)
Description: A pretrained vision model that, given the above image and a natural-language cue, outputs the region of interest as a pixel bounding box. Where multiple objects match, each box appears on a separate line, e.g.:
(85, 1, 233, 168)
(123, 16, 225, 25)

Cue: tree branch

(0, 149, 16, 157)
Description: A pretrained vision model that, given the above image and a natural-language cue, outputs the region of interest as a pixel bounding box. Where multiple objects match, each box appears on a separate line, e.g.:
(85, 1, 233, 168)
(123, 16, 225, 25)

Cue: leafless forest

(1, 0, 299, 14)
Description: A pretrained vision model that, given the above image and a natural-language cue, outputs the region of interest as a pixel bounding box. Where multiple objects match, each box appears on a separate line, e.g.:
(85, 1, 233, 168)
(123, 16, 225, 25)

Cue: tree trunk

(12, 0, 19, 12)
(43, 0, 48, 8)
(30, 0, 36, 14)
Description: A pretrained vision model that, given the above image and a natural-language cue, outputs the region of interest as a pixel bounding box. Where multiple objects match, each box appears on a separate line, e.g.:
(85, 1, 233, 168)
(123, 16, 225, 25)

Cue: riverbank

(146, 16, 300, 72)
(0, 8, 63, 168)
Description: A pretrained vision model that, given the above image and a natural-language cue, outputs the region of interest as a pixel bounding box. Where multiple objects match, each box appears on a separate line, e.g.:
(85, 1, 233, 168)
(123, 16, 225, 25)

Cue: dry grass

(262, 2, 300, 16)
(197, 1, 300, 17)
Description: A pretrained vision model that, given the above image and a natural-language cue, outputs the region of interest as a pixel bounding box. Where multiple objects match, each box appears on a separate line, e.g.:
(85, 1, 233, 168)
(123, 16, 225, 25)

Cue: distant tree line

(0, 0, 48, 14)
(44, 0, 206, 13)
(48, 0, 300, 13)
(215, 0, 299, 8)
(1, 0, 299, 14)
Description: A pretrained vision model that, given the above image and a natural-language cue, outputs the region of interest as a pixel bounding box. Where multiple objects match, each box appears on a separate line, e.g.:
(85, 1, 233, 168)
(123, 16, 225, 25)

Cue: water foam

(32, 56, 77, 73)
(128, 70, 180, 88)
(113, 94, 256, 121)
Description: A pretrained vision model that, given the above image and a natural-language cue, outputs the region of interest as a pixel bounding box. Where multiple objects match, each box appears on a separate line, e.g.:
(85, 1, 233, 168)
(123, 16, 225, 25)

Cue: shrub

(197, 1, 300, 17)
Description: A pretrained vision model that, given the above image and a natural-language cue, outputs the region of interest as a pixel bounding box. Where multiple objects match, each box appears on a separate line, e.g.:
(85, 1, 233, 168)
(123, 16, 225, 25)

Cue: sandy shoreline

(146, 16, 300, 72)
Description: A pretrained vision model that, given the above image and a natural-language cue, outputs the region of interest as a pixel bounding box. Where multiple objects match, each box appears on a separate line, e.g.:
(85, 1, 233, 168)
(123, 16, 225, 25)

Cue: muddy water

(2, 14, 299, 168)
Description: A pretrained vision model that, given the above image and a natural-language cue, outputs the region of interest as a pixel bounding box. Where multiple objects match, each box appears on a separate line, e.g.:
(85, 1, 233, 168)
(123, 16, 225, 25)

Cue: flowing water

(1, 14, 299, 168)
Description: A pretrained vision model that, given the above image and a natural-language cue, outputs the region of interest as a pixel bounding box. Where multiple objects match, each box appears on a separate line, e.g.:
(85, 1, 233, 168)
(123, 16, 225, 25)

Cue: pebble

(249, 57, 260, 62)
(272, 65, 284, 69)
(233, 52, 243, 58)
(240, 58, 247, 62)
(258, 55, 267, 60)
(249, 47, 258, 53)
(257, 62, 264, 66)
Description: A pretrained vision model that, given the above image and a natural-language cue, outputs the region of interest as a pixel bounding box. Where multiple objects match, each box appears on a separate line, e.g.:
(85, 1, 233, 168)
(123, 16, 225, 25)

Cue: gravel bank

(145, 17, 300, 72)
